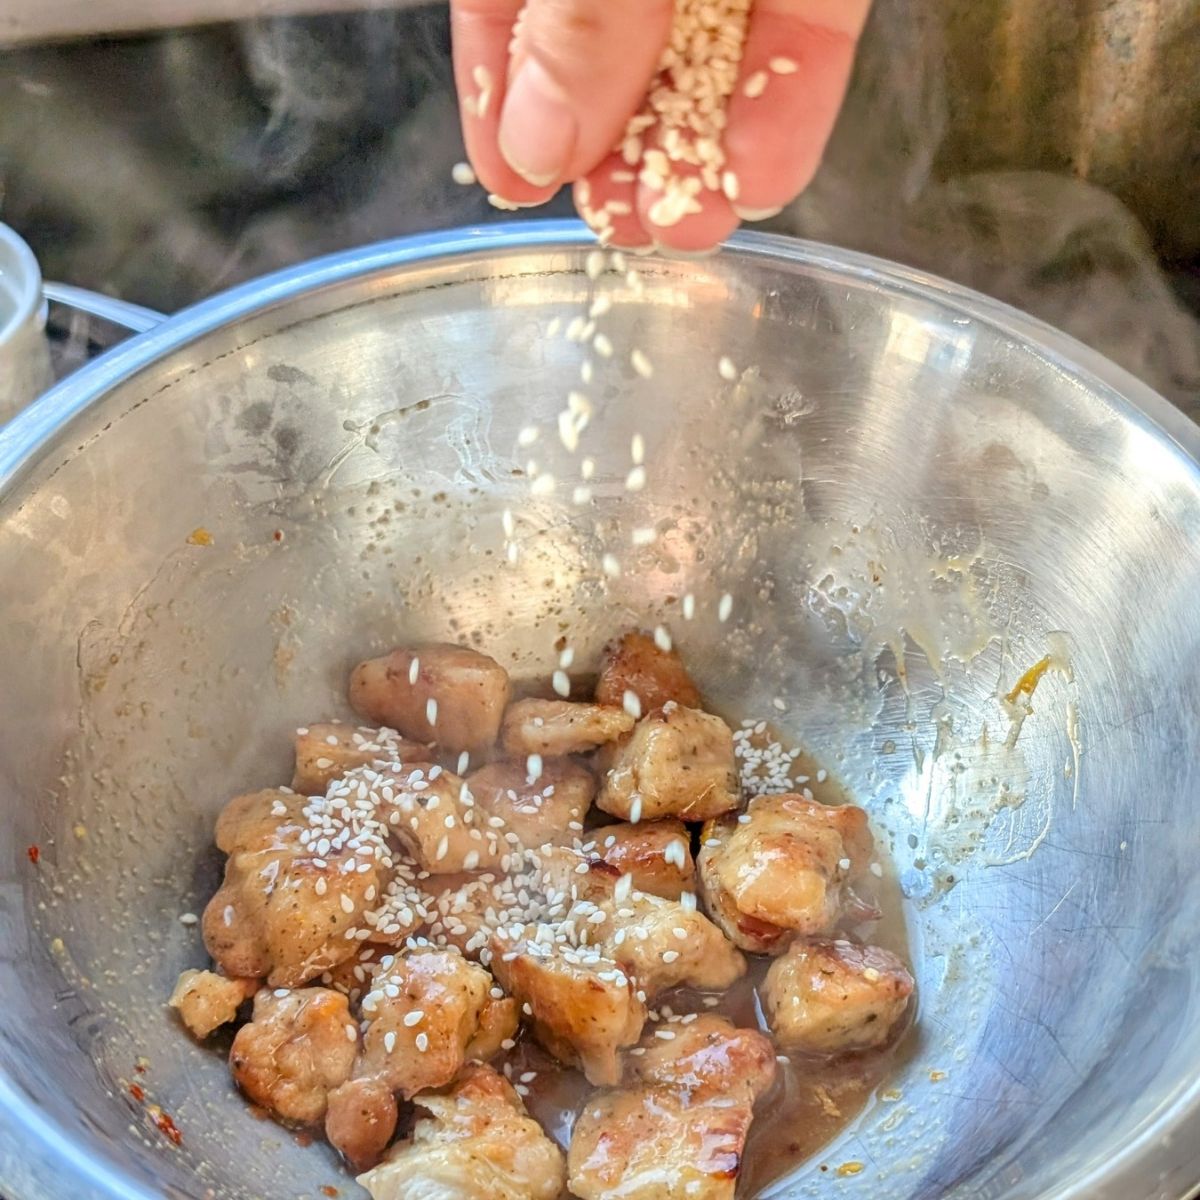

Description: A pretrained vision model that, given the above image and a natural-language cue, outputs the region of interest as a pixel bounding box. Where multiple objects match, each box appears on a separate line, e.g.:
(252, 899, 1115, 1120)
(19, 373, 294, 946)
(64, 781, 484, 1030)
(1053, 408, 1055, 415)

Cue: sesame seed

(630, 795, 644, 824)
(527, 754, 544, 783)
(581, 457, 596, 481)
(593, 333, 614, 358)
(384, 1030, 397, 1053)
(403, 1010, 424, 1026)
(572, 485, 593, 505)
(682, 593, 696, 620)
(340, 893, 355, 914)
(817, 768, 828, 783)
(718, 593, 733, 622)
(580, 360, 594, 385)
(630, 433, 646, 465)
(681, 892, 697, 913)
(870, 862, 884, 878)
(589, 295, 612, 318)
(409, 657, 420, 685)
(653, 625, 672, 652)
(464, 850, 480, 870)
(346, 1024, 357, 1042)
(632, 527, 657, 547)
(531, 473, 556, 496)
(718, 356, 738, 381)
(625, 465, 647, 492)
(178, 912, 198, 926)
(742, 69, 768, 98)
(838, 857, 852, 871)
(722, 170, 740, 201)
(623, 690, 642, 720)
(602, 554, 622, 578)
(315, 877, 327, 896)
(518, 425, 540, 448)
(416, 1032, 429, 1052)
(662, 950, 680, 963)
(585, 250, 606, 280)
(435, 836, 449, 861)
(769, 56, 799, 74)
(552, 669, 571, 697)
(631, 349, 654, 379)
(655, 1029, 677, 1040)
(426, 698, 438, 726)
(501, 509, 515, 538)
(500, 1038, 516, 1050)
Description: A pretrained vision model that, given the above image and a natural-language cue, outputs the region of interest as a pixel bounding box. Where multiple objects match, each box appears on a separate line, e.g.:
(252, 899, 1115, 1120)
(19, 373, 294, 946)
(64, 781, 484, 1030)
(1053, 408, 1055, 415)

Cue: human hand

(450, 0, 870, 252)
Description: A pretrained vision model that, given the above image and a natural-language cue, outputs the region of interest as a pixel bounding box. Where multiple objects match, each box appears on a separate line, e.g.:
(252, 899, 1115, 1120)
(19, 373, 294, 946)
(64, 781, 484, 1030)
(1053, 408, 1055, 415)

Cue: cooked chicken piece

(372, 762, 506, 874)
(468, 757, 594, 849)
(597, 703, 739, 823)
(490, 931, 646, 1085)
(214, 788, 307, 854)
(203, 824, 382, 988)
(292, 722, 431, 795)
(596, 892, 745, 998)
(465, 994, 520, 1061)
(168, 969, 257, 1039)
(763, 938, 914, 1054)
(357, 1063, 566, 1200)
(535, 844, 622, 905)
(229, 987, 357, 1125)
(349, 644, 511, 755)
(500, 698, 635, 757)
(595, 630, 702, 713)
(590, 819, 695, 899)
(568, 1016, 775, 1200)
(324, 948, 500, 1168)
(697, 794, 876, 953)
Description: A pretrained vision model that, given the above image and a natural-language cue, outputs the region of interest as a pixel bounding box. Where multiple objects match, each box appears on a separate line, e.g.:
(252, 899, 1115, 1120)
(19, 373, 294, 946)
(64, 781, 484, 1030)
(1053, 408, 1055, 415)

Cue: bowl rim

(1, 219, 1197, 1200)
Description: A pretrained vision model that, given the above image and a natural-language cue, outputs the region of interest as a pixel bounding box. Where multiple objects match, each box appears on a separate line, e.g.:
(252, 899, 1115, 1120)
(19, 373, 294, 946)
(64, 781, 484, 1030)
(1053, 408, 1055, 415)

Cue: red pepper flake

(133, 1064, 146, 1075)
(128, 1083, 145, 1102)
(320, 1188, 339, 1197)
(273, 530, 284, 542)
(294, 1131, 314, 1148)
(153, 1109, 183, 1147)
(26, 845, 40, 865)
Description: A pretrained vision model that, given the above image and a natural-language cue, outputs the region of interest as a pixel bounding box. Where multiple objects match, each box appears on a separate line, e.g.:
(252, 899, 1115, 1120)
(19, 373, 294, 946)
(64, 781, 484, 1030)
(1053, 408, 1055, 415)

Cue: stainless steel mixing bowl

(1, 221, 1198, 1200)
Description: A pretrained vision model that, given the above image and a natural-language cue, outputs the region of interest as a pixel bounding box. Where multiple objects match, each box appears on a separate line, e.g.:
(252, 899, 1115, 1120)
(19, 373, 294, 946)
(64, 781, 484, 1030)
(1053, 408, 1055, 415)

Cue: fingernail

(733, 205, 783, 221)
(498, 57, 576, 187)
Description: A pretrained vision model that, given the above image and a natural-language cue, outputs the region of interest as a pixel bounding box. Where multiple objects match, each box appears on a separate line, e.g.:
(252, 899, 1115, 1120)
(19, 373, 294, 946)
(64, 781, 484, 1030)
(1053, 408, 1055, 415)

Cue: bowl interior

(1, 229, 1199, 1200)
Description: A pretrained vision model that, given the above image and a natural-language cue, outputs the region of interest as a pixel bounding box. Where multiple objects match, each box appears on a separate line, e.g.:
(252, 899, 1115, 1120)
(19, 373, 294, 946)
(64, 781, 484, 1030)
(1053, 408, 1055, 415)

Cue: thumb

(498, 0, 672, 188)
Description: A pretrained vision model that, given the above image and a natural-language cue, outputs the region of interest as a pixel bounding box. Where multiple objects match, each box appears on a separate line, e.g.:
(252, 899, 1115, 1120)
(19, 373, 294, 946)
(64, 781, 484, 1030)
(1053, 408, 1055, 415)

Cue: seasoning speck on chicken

(764, 939, 914, 1055)
(591, 818, 696, 899)
(349, 644, 511, 755)
(468, 757, 595, 849)
(292, 723, 431, 795)
(490, 931, 646, 1086)
(568, 1015, 776, 1200)
(697, 794, 877, 953)
(229, 987, 357, 1126)
(500, 698, 635, 757)
(168, 969, 256, 1039)
(595, 630, 702, 713)
(203, 791, 382, 987)
(598, 703, 739, 823)
(357, 1063, 565, 1200)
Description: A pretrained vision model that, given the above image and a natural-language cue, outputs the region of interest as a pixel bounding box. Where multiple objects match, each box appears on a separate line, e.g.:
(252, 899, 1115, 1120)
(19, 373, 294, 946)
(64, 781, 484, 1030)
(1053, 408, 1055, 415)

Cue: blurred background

(0, 0, 1197, 415)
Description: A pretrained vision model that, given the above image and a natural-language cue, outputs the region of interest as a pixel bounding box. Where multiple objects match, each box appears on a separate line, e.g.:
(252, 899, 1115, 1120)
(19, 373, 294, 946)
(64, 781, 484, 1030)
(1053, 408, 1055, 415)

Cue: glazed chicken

(597, 702, 740, 823)
(500, 698, 635, 757)
(292, 722, 430, 795)
(349, 643, 511, 755)
(490, 931, 646, 1086)
(697, 793, 877, 954)
(764, 938, 914, 1054)
(369, 762, 506, 874)
(467, 757, 595, 849)
(229, 987, 357, 1125)
(595, 630, 702, 713)
(357, 1064, 566, 1200)
(324, 948, 516, 1168)
(589, 818, 696, 899)
(168, 969, 256, 1039)
(203, 790, 383, 987)
(568, 1015, 776, 1200)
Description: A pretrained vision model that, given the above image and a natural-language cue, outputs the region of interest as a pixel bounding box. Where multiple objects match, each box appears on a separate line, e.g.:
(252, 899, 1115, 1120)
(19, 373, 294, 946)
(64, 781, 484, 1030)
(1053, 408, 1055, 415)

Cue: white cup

(0, 223, 54, 425)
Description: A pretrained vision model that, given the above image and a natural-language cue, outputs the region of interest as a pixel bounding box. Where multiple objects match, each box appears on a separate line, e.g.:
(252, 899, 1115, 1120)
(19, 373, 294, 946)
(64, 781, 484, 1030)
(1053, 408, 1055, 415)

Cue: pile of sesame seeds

(733, 718, 805, 796)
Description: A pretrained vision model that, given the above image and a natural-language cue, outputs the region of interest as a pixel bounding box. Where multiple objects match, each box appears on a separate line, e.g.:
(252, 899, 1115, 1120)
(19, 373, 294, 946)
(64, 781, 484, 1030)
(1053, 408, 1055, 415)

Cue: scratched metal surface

(0, 226, 1198, 1200)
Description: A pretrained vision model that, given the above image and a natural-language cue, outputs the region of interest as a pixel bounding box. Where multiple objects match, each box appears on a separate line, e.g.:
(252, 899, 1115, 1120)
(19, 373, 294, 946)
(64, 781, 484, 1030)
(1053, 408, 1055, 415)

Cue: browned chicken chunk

(468, 757, 594, 849)
(595, 630, 702, 713)
(168, 969, 256, 1039)
(325, 948, 506, 1168)
(697, 794, 876, 954)
(292, 722, 431, 795)
(597, 703, 739, 823)
(349, 643, 510, 755)
(357, 1063, 566, 1200)
(500, 698, 635, 757)
(589, 819, 695, 899)
(764, 938, 914, 1054)
(203, 791, 383, 988)
(229, 987, 357, 1125)
(568, 1016, 776, 1200)
(490, 932, 646, 1086)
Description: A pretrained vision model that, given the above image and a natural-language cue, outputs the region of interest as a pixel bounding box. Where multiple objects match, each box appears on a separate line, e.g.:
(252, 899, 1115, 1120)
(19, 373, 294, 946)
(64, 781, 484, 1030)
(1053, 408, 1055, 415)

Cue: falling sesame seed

(682, 593, 696, 620)
(501, 509, 515, 538)
(769, 56, 799, 74)
(593, 333, 613, 358)
(718, 356, 738, 381)
(581, 360, 594, 384)
(630, 433, 646, 465)
(581, 458, 596, 480)
(629, 795, 644, 824)
(416, 1032, 429, 1052)
(546, 317, 561, 337)
(722, 170, 740, 201)
(718, 593, 733, 622)
(589, 295, 612, 318)
(585, 250, 606, 280)
(518, 425, 540, 448)
(631, 527, 657, 547)
(772, 697, 787, 711)
(178, 912, 198, 926)
(451, 161, 476, 186)
(743, 69, 769, 98)
(409, 657, 420, 685)
(681, 891, 697, 913)
(506, 542, 519, 563)
(870, 862, 884, 878)
(625, 466, 647, 492)
(631, 349, 654, 379)
(572, 485, 593, 505)
(602, 554, 622, 578)
(527, 754, 544, 783)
